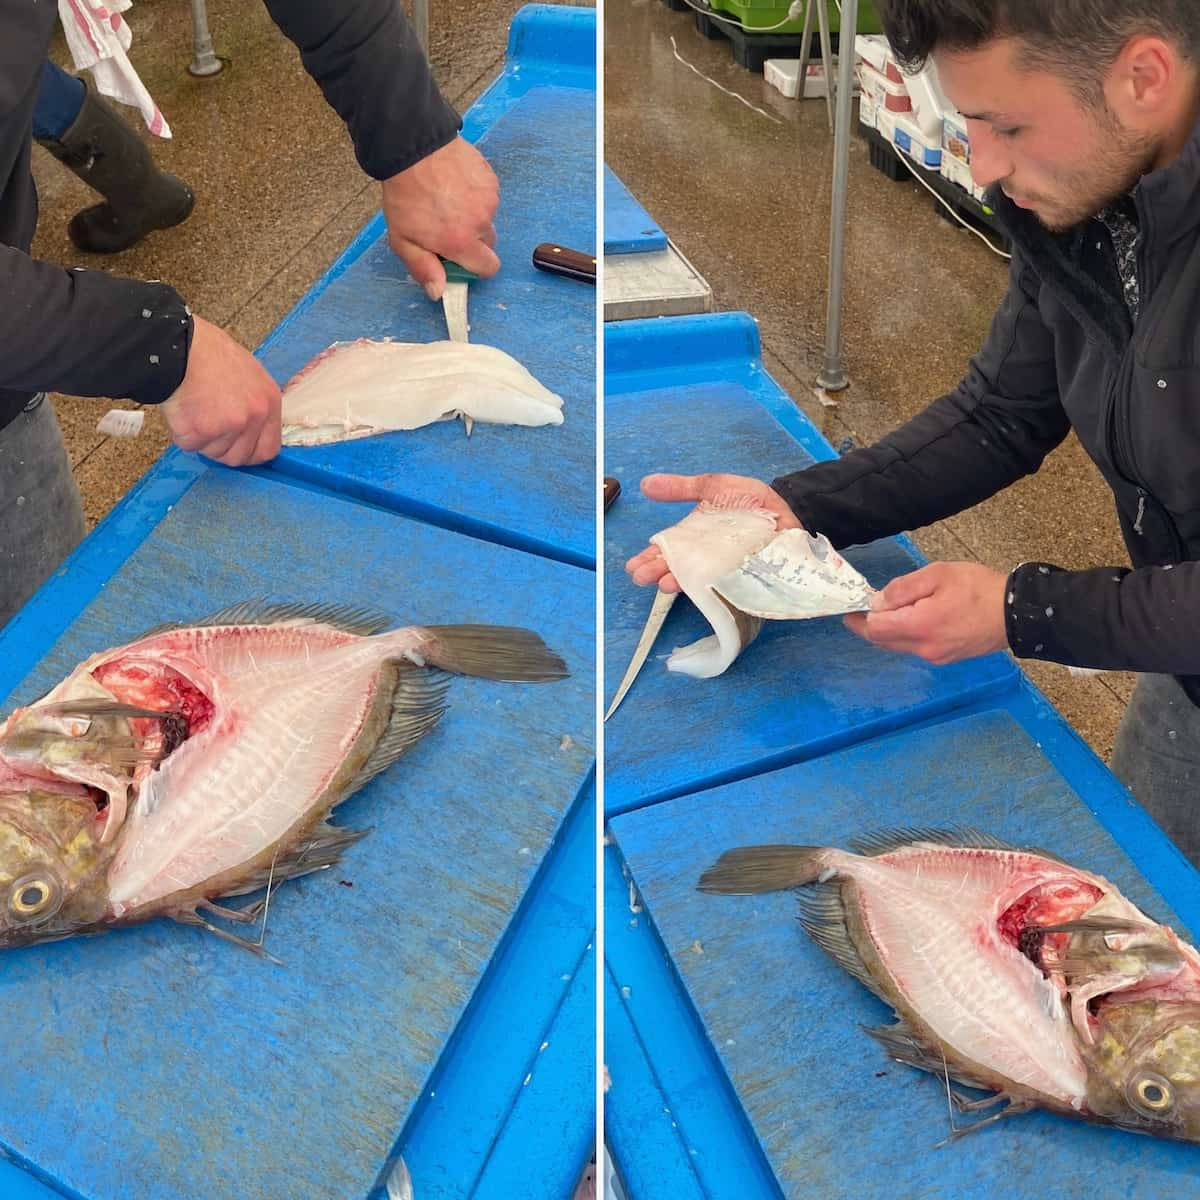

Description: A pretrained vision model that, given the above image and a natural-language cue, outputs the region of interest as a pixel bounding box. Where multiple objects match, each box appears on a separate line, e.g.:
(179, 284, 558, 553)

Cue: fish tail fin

(419, 625, 569, 682)
(698, 845, 827, 894)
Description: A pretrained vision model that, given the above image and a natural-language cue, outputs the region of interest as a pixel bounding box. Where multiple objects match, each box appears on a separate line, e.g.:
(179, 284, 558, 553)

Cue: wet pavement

(604, 0, 1135, 759)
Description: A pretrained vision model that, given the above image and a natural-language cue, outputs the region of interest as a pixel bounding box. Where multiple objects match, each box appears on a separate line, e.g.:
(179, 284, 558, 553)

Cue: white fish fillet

(280, 338, 565, 445)
(713, 528, 876, 619)
(650, 496, 778, 678)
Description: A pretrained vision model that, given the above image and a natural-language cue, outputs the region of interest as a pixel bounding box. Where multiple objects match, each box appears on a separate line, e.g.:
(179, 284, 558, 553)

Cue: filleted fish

(700, 828, 1200, 1143)
(0, 601, 567, 954)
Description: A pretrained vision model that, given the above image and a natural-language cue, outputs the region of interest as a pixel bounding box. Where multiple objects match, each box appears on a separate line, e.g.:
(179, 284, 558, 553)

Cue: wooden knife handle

(532, 243, 597, 285)
(603, 477, 621, 512)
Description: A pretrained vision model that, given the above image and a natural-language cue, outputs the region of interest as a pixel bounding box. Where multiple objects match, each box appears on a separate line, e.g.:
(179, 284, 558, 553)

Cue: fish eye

(7, 873, 62, 922)
(1129, 1072, 1175, 1116)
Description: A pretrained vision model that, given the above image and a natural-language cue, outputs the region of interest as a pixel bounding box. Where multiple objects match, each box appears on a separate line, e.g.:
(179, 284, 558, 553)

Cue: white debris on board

(96, 409, 145, 439)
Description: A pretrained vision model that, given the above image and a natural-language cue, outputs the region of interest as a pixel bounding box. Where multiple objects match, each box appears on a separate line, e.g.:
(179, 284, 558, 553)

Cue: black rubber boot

(36, 78, 194, 254)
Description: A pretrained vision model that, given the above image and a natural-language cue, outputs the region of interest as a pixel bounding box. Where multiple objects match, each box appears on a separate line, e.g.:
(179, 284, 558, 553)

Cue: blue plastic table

(0, 7, 596, 1198)
(256, 4, 596, 570)
(602, 311, 1200, 1199)
(603, 166, 667, 255)
(603, 314, 1015, 815)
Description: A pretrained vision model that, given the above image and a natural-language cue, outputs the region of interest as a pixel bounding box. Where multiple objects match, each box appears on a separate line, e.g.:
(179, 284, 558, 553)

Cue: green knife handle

(442, 259, 478, 284)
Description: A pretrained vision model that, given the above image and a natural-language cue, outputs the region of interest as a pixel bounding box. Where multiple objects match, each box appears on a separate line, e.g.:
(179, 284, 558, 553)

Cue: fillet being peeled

(280, 339, 565, 446)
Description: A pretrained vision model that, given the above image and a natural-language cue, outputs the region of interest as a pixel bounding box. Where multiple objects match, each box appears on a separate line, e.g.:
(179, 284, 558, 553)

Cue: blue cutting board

(257, 81, 596, 568)
(0, 468, 593, 1200)
(610, 708, 1200, 1198)
(604, 165, 668, 254)
(603, 314, 1016, 814)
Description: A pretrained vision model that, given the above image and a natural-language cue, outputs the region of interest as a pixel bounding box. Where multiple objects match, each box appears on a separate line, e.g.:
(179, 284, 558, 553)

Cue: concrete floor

(34, 0, 552, 522)
(605, 0, 1136, 760)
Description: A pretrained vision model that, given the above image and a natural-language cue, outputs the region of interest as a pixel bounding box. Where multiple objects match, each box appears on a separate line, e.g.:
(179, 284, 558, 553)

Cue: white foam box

(875, 106, 899, 148)
(764, 58, 860, 100)
(859, 90, 878, 130)
(942, 111, 970, 164)
(900, 60, 950, 140)
(941, 151, 986, 201)
(893, 113, 942, 168)
(855, 34, 890, 74)
(857, 61, 910, 112)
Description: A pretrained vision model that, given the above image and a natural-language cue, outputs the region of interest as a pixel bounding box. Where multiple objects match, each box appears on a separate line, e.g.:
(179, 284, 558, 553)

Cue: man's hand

(381, 136, 501, 300)
(624, 472, 801, 593)
(844, 562, 1010, 665)
(160, 315, 282, 466)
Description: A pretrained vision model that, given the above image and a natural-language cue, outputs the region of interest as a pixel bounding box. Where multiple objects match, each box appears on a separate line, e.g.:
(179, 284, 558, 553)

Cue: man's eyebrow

(959, 110, 1012, 122)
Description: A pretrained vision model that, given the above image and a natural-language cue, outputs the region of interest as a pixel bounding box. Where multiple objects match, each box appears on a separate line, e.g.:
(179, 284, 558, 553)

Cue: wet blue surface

(604, 165, 667, 254)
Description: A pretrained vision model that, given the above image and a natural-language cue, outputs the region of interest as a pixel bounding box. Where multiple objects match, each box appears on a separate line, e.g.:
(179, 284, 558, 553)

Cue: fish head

(1084, 999, 1200, 1142)
(0, 786, 113, 948)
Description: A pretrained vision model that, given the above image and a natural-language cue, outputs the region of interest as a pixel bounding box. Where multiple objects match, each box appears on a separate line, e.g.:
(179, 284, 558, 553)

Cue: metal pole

(188, 0, 223, 77)
(411, 0, 430, 51)
(816, 0, 858, 392)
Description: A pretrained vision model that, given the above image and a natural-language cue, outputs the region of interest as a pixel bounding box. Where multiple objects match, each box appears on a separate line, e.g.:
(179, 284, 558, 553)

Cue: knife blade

(440, 258, 477, 433)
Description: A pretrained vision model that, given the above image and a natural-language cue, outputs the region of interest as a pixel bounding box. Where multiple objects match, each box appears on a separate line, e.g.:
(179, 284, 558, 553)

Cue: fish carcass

(0, 601, 567, 954)
(700, 828, 1200, 1143)
(280, 339, 564, 445)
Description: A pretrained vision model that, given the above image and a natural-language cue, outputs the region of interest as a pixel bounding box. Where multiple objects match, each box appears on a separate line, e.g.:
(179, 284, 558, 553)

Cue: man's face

(934, 39, 1158, 231)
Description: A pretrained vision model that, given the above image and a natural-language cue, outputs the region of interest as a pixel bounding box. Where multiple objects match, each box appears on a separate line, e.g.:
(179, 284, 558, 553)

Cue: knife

(604, 588, 678, 721)
(440, 258, 477, 434)
(532, 243, 597, 284)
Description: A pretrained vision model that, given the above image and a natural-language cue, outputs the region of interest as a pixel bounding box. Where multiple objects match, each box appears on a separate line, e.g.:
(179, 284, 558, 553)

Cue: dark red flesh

(997, 879, 1104, 968)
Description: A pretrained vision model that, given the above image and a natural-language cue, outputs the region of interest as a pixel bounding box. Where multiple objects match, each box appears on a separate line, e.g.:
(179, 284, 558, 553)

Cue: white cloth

(57, 0, 171, 138)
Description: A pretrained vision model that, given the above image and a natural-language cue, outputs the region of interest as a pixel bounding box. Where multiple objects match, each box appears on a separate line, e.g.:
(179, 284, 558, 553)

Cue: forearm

(0, 247, 191, 403)
(261, 0, 460, 179)
(1006, 560, 1200, 673)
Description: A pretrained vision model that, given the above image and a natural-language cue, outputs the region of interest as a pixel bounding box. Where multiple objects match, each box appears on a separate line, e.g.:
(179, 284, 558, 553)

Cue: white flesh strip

(280, 339, 564, 445)
(651, 496, 777, 678)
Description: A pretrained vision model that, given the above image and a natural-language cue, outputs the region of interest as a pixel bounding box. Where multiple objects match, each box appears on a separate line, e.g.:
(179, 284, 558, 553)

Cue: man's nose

(968, 122, 1011, 190)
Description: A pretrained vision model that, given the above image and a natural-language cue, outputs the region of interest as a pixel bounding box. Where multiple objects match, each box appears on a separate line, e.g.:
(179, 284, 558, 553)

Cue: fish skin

(699, 828, 1200, 1143)
(0, 602, 568, 951)
(279, 338, 565, 445)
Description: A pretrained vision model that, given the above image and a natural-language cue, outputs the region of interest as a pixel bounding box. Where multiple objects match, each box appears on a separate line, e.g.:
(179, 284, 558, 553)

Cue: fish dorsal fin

(797, 880, 890, 1004)
(847, 826, 1064, 861)
(342, 664, 451, 799)
(137, 599, 398, 640)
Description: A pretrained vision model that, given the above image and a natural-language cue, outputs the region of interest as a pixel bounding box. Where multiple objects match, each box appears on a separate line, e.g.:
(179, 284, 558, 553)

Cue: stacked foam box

(940, 111, 987, 201)
(854, 35, 942, 168)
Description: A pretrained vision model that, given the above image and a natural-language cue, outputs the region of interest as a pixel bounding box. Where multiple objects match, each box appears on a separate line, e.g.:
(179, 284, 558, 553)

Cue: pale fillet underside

(280, 339, 565, 445)
(831, 844, 1092, 1105)
(97, 623, 428, 914)
(650, 496, 777, 678)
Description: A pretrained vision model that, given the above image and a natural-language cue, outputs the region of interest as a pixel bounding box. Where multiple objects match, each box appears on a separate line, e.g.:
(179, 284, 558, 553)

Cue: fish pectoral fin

(174, 910, 284, 966)
(934, 1097, 1034, 1148)
(863, 1022, 998, 1095)
(948, 1089, 1011, 1114)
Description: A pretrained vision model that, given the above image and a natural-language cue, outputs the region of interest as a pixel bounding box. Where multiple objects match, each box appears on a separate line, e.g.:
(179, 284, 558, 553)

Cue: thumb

(392, 236, 446, 301)
(873, 565, 940, 612)
(640, 473, 704, 502)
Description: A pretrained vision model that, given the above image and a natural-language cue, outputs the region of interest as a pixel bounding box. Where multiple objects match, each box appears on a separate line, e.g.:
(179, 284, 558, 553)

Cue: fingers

(871, 565, 941, 612)
(450, 239, 501, 279)
(391, 236, 447, 301)
(640, 473, 705, 503)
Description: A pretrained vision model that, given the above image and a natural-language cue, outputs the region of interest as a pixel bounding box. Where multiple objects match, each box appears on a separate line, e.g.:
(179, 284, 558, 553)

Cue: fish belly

(846, 847, 1091, 1105)
(102, 625, 421, 915)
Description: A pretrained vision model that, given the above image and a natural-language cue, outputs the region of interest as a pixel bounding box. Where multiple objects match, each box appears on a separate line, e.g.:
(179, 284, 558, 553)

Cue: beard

(1022, 107, 1160, 232)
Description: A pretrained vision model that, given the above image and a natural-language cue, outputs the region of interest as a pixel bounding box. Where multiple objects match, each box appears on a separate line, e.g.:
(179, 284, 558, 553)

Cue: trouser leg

(1111, 672, 1200, 867)
(0, 397, 87, 627)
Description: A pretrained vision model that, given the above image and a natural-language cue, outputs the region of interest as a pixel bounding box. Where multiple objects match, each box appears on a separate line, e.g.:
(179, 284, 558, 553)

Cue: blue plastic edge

(603, 166, 669, 255)
(505, 5, 597, 85)
(603, 314, 837, 467)
(381, 771, 596, 1199)
(604, 843, 781, 1200)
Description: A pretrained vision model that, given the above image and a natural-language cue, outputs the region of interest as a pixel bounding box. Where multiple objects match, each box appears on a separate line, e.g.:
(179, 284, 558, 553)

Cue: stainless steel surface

(816, 0, 858, 391)
(442, 280, 469, 344)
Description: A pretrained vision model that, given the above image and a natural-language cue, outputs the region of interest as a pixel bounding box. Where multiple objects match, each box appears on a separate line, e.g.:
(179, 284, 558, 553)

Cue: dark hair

(877, 0, 1200, 83)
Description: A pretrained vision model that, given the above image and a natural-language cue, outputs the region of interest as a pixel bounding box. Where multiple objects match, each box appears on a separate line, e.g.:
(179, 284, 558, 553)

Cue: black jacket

(0, 0, 459, 430)
(773, 118, 1200, 703)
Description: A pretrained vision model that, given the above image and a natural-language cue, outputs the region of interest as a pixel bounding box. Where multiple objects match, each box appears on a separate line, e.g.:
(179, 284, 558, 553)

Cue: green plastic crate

(706, 0, 882, 35)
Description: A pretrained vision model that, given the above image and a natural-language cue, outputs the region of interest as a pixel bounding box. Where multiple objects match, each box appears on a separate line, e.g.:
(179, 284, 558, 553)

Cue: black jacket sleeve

(770, 253, 1071, 548)
(1006, 560, 1200, 673)
(261, 0, 462, 180)
(0, 246, 191, 403)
